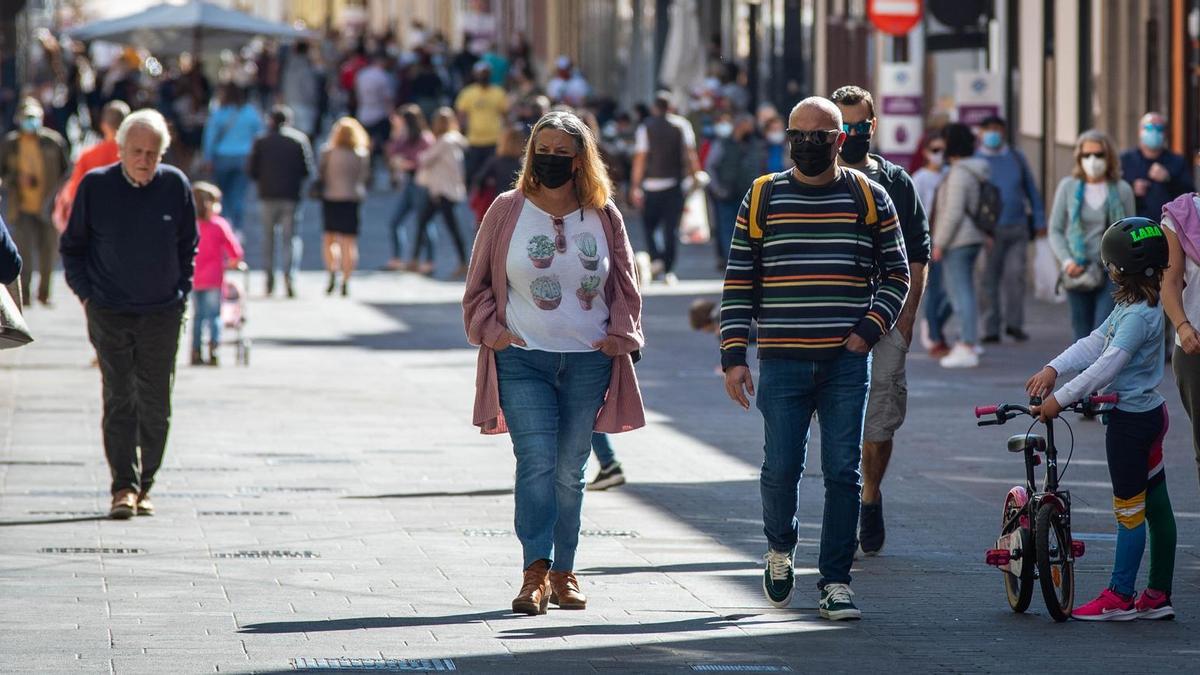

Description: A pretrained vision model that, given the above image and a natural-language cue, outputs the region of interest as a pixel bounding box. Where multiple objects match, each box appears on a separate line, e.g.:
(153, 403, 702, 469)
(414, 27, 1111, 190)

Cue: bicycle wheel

(1035, 501, 1075, 622)
(1001, 495, 1033, 613)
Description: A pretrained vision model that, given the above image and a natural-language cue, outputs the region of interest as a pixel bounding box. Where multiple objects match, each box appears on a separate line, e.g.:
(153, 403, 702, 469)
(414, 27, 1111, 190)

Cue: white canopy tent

(68, 1, 310, 55)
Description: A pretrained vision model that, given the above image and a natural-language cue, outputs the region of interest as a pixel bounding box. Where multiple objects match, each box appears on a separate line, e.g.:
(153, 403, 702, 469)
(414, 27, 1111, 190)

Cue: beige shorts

(863, 329, 909, 443)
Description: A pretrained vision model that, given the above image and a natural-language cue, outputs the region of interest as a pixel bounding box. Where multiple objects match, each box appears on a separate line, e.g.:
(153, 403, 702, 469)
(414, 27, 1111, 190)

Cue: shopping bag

(1033, 236, 1066, 304)
(679, 187, 711, 245)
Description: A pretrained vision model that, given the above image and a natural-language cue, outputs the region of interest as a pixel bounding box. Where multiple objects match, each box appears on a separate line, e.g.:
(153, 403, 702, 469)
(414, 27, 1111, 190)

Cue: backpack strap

(747, 172, 778, 241)
(843, 167, 879, 227)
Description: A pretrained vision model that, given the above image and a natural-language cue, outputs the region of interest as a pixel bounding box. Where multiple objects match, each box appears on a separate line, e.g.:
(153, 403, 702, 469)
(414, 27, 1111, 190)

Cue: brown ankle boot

(511, 559, 551, 615)
(549, 570, 587, 609)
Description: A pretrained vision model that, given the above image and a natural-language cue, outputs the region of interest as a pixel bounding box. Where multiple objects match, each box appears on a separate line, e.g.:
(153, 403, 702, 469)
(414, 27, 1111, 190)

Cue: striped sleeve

(851, 187, 910, 346)
(719, 188, 756, 370)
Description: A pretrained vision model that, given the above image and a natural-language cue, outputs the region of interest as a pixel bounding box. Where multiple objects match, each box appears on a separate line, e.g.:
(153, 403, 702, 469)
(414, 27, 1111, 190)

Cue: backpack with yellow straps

(746, 167, 883, 316)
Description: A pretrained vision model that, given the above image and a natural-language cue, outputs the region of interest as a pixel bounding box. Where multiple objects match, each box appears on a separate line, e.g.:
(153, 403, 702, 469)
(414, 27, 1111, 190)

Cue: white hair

(116, 109, 171, 156)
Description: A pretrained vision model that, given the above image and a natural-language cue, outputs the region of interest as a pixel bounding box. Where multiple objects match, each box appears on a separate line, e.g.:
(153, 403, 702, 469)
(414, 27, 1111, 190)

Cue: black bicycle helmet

(1101, 217, 1170, 277)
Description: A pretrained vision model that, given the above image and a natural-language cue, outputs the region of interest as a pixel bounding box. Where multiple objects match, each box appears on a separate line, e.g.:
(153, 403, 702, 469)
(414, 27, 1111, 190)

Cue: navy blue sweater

(0, 214, 20, 284)
(60, 164, 198, 313)
(1120, 148, 1196, 221)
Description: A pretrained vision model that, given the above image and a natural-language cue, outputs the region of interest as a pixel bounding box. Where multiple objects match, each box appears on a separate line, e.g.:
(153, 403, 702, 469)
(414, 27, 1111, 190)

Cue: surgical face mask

(1141, 127, 1165, 151)
(714, 122, 733, 138)
(926, 149, 944, 168)
(766, 130, 785, 145)
(838, 133, 871, 164)
(19, 117, 40, 133)
(1081, 155, 1107, 179)
(981, 130, 1003, 150)
(790, 139, 836, 177)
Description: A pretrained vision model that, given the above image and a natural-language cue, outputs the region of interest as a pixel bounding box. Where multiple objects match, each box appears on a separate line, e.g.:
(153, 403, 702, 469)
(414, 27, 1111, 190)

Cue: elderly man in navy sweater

(60, 109, 198, 520)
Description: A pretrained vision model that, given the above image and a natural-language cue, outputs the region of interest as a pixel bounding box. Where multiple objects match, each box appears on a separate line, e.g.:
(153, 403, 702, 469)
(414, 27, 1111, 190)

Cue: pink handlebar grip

(975, 405, 999, 418)
(1090, 393, 1119, 405)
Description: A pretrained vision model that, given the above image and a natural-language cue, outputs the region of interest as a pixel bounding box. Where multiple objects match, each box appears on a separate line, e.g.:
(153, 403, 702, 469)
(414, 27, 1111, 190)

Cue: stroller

(220, 262, 252, 366)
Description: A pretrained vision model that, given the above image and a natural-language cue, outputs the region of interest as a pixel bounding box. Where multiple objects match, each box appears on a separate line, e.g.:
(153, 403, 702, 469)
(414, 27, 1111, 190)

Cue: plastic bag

(679, 188, 711, 245)
(1033, 237, 1066, 304)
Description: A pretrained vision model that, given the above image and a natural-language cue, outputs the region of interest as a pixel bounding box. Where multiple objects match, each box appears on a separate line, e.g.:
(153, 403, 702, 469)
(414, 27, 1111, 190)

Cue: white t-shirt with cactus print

(505, 201, 611, 352)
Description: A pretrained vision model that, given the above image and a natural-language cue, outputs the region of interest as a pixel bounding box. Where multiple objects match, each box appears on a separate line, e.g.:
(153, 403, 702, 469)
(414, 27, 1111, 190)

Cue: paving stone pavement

(4, 191, 1200, 673)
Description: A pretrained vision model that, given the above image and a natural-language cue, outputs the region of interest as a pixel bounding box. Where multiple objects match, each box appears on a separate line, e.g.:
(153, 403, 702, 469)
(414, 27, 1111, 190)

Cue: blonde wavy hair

(326, 116, 370, 153)
(516, 111, 612, 210)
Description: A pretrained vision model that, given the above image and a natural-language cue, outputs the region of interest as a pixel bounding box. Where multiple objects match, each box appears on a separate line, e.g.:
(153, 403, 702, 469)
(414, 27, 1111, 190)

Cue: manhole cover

(214, 550, 320, 559)
(291, 657, 455, 671)
(39, 547, 144, 554)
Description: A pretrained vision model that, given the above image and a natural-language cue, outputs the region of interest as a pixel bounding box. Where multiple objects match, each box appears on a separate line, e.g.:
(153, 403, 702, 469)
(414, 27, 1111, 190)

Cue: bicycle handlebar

(1089, 393, 1119, 405)
(974, 393, 1119, 423)
(974, 404, 999, 418)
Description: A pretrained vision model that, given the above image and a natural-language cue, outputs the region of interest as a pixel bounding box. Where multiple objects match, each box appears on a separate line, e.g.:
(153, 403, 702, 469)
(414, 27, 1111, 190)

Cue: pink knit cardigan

(462, 190, 646, 435)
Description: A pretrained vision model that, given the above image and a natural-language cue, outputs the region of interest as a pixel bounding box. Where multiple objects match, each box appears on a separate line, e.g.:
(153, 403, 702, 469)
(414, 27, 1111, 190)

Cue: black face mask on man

(531, 153, 575, 189)
(838, 133, 871, 164)
(790, 138, 837, 177)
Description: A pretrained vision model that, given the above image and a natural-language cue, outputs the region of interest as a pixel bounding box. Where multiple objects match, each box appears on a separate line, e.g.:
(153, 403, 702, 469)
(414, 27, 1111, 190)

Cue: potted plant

(527, 235, 556, 269)
(577, 274, 602, 310)
(575, 232, 599, 270)
(530, 276, 562, 310)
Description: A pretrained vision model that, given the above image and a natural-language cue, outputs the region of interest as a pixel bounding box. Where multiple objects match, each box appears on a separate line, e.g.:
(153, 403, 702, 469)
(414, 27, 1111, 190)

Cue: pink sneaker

(1073, 589, 1136, 621)
(1135, 589, 1175, 620)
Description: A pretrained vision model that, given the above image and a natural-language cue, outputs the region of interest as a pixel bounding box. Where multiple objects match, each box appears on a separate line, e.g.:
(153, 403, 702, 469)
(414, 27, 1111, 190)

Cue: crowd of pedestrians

(3, 22, 1200, 627)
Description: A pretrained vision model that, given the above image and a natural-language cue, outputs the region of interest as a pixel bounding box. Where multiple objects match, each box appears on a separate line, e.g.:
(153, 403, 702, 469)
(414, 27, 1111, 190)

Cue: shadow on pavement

(579, 561, 760, 576)
(342, 488, 512, 500)
(238, 609, 514, 634)
(495, 612, 765, 639)
(0, 515, 109, 527)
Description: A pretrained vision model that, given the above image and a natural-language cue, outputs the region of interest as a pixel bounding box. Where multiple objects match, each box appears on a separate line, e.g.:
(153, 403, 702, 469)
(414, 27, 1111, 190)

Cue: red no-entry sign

(868, 0, 924, 36)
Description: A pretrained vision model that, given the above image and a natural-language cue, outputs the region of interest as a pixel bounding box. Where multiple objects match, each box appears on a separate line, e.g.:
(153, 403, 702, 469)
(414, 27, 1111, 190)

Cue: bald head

(789, 97, 842, 132)
(1141, 111, 1166, 127)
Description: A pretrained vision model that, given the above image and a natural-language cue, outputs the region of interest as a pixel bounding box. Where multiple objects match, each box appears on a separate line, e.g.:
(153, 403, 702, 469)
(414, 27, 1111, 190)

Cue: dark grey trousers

(1174, 345, 1200, 486)
(86, 302, 184, 495)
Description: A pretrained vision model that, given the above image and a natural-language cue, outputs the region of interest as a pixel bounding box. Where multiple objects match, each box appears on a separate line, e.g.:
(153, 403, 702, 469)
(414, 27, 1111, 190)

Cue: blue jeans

(388, 179, 430, 260)
(923, 260, 953, 344)
(496, 348, 613, 571)
(212, 154, 250, 229)
(191, 289, 221, 351)
(1066, 280, 1116, 341)
(591, 433, 616, 467)
(757, 350, 872, 588)
(943, 244, 982, 345)
(716, 198, 741, 261)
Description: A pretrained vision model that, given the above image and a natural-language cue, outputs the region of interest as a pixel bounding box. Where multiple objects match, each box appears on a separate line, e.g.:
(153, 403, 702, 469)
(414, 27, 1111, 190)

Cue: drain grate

(27, 510, 105, 516)
(214, 550, 319, 559)
(239, 486, 345, 494)
(39, 547, 144, 555)
(462, 528, 512, 537)
(581, 529, 639, 538)
(292, 657, 455, 672)
(691, 666, 793, 673)
(198, 510, 292, 516)
(267, 458, 356, 465)
(166, 466, 240, 472)
(0, 460, 85, 466)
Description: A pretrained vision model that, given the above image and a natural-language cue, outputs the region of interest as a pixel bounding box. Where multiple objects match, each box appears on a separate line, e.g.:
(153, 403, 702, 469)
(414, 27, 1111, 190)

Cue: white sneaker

(919, 319, 933, 351)
(939, 343, 979, 368)
(973, 343, 986, 356)
(664, 272, 679, 286)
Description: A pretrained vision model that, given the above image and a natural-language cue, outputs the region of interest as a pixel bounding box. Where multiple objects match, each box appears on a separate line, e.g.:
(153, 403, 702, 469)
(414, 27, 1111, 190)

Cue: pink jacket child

(193, 214, 244, 291)
(463, 190, 646, 435)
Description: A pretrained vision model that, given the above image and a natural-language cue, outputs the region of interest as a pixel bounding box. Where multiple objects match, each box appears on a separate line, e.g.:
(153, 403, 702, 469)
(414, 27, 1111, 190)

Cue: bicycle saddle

(1007, 433, 1047, 453)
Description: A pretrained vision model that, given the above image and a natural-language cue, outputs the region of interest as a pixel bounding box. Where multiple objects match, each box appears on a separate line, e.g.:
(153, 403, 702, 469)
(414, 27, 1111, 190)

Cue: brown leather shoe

(549, 570, 587, 609)
(511, 559, 551, 616)
(109, 489, 137, 520)
(136, 491, 154, 517)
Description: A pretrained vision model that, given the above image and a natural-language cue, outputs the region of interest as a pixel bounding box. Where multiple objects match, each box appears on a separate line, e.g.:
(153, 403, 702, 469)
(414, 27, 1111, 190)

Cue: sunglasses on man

(785, 129, 840, 144)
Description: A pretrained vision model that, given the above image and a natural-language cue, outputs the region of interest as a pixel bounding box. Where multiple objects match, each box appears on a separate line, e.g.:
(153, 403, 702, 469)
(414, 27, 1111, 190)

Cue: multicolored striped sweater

(719, 169, 910, 369)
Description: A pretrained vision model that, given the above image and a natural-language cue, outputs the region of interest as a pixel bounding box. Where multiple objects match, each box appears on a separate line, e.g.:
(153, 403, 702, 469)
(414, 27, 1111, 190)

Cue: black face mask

(531, 153, 575, 189)
(839, 134, 871, 164)
(790, 140, 836, 177)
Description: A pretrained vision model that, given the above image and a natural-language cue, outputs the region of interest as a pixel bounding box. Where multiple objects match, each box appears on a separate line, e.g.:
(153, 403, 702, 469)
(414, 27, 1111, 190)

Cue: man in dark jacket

(0, 97, 69, 305)
(1120, 111, 1195, 221)
(248, 105, 314, 297)
(60, 109, 197, 520)
(831, 85, 931, 557)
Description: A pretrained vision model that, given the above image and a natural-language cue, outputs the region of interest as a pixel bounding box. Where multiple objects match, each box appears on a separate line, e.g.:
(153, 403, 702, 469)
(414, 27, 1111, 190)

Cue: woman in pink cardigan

(462, 111, 645, 616)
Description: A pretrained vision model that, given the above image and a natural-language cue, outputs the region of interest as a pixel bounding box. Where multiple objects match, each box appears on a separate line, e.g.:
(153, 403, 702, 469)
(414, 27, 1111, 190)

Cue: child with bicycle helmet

(1025, 216, 1176, 621)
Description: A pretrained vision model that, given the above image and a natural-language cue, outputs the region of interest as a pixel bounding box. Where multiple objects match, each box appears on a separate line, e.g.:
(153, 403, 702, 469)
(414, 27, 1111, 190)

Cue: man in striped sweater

(720, 97, 910, 620)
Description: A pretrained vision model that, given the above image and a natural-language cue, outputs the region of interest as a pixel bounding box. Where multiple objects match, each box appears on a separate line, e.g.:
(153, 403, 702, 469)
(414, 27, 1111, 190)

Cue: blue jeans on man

(923, 260, 953, 344)
(497, 348, 613, 571)
(757, 349, 872, 588)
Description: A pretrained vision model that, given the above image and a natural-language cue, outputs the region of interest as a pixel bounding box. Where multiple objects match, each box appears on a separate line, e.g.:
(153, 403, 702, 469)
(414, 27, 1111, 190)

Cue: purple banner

(958, 104, 1001, 126)
(882, 96, 922, 116)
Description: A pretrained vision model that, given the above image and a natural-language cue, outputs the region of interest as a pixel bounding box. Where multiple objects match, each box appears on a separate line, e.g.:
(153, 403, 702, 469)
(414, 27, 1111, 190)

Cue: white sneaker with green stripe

(819, 583, 861, 620)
